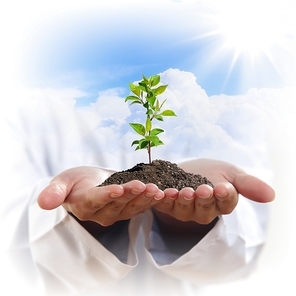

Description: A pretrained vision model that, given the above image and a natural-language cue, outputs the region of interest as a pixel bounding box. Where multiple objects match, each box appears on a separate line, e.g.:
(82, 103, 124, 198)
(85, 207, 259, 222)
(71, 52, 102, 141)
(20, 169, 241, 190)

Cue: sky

(1, 0, 295, 167)
(2, 0, 296, 99)
(1, 0, 296, 293)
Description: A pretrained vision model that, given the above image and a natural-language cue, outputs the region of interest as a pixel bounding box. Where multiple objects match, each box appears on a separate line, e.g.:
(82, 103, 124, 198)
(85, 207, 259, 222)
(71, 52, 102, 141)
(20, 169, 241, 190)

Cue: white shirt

(1, 96, 269, 295)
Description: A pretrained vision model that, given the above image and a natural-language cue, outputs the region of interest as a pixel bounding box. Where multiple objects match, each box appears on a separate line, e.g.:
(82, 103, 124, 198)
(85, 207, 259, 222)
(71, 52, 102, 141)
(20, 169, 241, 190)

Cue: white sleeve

(29, 181, 138, 292)
(143, 198, 269, 285)
(1, 102, 140, 294)
(2, 177, 139, 294)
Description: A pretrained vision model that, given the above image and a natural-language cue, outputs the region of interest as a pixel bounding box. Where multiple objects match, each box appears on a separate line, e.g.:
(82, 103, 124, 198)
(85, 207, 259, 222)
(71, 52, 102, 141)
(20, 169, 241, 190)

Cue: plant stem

(147, 112, 152, 164)
(148, 141, 151, 164)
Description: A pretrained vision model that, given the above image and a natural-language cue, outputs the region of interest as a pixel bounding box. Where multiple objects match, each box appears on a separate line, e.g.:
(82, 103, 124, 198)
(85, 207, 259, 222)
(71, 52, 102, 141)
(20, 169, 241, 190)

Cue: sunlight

(189, 0, 295, 93)
(218, 0, 283, 57)
(220, 3, 276, 55)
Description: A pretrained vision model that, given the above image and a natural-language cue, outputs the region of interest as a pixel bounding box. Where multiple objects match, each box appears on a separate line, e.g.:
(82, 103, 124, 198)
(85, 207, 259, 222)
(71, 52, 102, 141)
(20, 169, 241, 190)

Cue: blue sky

(1, 0, 296, 171)
(11, 0, 295, 105)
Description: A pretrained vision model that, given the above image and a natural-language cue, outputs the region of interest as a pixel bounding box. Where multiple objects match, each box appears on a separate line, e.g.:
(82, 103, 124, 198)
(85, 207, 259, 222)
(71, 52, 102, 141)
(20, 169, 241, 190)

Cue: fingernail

(168, 196, 177, 200)
(145, 192, 155, 198)
(154, 191, 164, 200)
(110, 193, 121, 198)
(183, 195, 194, 201)
(216, 192, 228, 200)
(131, 189, 142, 195)
(197, 193, 211, 199)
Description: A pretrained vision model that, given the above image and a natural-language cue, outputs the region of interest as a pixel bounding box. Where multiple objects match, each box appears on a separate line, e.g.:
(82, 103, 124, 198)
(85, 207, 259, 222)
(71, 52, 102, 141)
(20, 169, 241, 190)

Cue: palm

(178, 158, 275, 203)
(38, 159, 274, 226)
(38, 166, 164, 226)
(152, 159, 275, 224)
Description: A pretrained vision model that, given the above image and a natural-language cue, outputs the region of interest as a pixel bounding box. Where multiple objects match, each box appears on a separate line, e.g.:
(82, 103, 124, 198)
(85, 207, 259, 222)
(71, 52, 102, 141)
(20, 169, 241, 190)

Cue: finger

(71, 185, 126, 224)
(169, 188, 195, 221)
(129, 183, 164, 206)
(163, 188, 179, 199)
(96, 181, 147, 215)
(195, 185, 217, 224)
(195, 187, 215, 211)
(232, 173, 275, 203)
(91, 181, 147, 222)
(90, 183, 161, 225)
(195, 184, 213, 199)
(37, 169, 79, 210)
(174, 187, 195, 209)
(83, 180, 146, 211)
(214, 182, 238, 214)
(144, 183, 164, 201)
(120, 184, 164, 218)
(81, 184, 125, 210)
(37, 182, 68, 210)
(153, 188, 178, 212)
(120, 180, 147, 201)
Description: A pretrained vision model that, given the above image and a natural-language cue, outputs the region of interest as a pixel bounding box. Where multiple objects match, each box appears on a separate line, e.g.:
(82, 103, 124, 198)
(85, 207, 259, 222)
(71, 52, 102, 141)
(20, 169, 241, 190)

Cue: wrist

(68, 212, 130, 263)
(152, 209, 219, 254)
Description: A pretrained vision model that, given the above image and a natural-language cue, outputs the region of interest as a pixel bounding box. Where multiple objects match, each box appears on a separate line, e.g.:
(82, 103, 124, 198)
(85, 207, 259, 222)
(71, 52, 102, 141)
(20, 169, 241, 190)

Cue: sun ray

(186, 0, 295, 93)
(221, 49, 240, 93)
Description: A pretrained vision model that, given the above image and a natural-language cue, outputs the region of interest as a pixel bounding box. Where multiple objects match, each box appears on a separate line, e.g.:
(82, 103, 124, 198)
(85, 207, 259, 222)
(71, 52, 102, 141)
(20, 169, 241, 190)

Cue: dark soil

(98, 159, 213, 190)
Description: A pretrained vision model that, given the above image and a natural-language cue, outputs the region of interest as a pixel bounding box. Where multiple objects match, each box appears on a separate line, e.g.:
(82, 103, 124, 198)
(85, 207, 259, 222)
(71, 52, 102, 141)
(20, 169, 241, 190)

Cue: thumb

(233, 173, 275, 203)
(37, 182, 69, 210)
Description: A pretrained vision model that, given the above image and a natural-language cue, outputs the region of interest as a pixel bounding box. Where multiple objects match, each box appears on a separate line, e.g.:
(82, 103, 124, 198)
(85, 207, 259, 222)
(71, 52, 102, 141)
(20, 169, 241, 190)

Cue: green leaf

(149, 75, 160, 87)
(155, 140, 164, 146)
(150, 128, 164, 136)
(155, 139, 164, 146)
(138, 139, 149, 149)
(129, 83, 141, 96)
(125, 95, 141, 102)
(129, 123, 146, 136)
(146, 117, 152, 133)
(154, 85, 168, 95)
(126, 74, 176, 159)
(155, 115, 164, 121)
(155, 99, 160, 112)
(159, 99, 166, 109)
(139, 81, 149, 93)
(147, 89, 155, 98)
(161, 109, 177, 116)
(131, 140, 140, 146)
(130, 101, 142, 106)
(142, 74, 148, 83)
(145, 135, 158, 141)
(147, 95, 156, 108)
(146, 135, 164, 147)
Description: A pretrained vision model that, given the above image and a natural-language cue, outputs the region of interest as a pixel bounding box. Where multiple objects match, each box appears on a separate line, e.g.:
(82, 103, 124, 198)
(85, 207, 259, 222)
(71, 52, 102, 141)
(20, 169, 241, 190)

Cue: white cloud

(90, 88, 130, 126)
(5, 68, 294, 175)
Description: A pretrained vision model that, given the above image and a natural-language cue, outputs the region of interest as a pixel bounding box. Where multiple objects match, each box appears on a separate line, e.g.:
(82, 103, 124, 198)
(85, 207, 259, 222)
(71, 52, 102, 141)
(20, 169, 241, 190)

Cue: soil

(98, 159, 213, 190)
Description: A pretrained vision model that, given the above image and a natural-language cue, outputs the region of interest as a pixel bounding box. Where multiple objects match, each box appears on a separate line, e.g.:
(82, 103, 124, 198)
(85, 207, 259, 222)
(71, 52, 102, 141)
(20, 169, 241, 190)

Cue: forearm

(69, 213, 130, 263)
(148, 200, 268, 284)
(152, 209, 218, 255)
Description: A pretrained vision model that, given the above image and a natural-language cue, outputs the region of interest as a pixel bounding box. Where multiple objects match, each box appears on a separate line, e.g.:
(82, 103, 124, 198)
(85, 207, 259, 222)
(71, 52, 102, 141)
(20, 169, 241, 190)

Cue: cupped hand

(38, 166, 164, 226)
(153, 158, 275, 224)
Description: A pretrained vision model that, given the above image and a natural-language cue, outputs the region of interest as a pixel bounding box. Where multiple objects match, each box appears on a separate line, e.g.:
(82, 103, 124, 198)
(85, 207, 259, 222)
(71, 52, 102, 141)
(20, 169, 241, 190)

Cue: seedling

(125, 74, 177, 164)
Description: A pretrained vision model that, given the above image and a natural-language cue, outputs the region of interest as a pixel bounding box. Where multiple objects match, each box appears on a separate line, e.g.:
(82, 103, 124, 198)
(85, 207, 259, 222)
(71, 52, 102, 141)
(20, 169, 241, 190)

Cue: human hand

(38, 166, 164, 226)
(153, 158, 275, 224)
